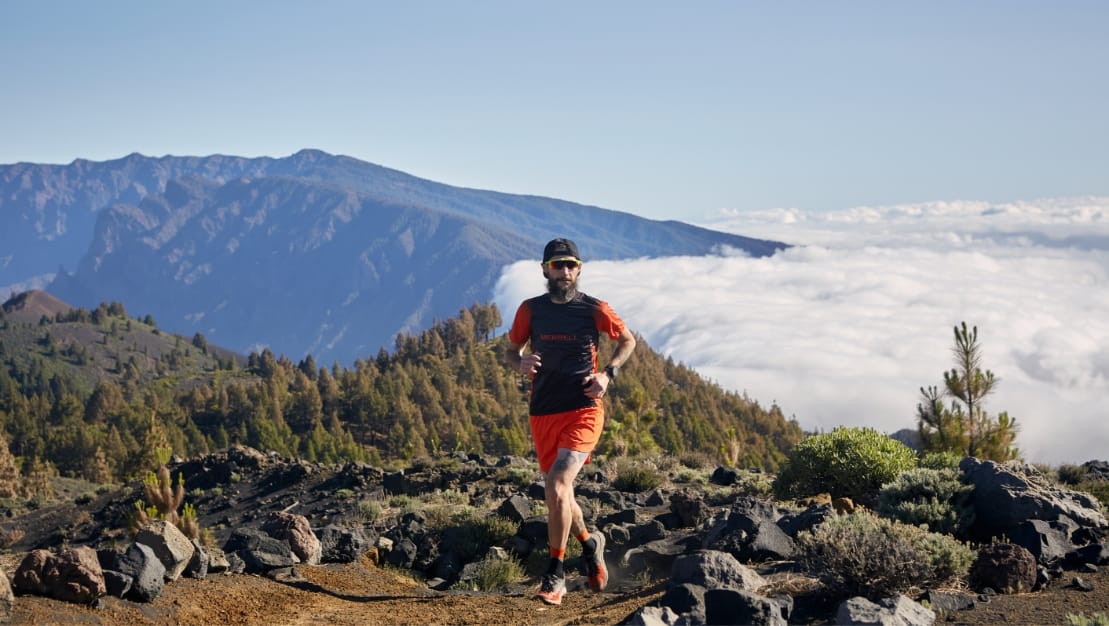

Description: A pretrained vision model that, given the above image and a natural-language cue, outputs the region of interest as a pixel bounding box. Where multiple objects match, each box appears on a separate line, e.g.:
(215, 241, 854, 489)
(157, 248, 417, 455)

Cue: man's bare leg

(544, 448, 588, 555)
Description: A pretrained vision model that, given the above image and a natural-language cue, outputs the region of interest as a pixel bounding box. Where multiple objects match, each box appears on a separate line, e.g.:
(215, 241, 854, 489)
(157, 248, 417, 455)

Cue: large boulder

(970, 543, 1038, 594)
(658, 583, 706, 620)
(136, 520, 196, 581)
(184, 539, 210, 579)
(1083, 460, 1109, 481)
(702, 496, 796, 562)
(621, 533, 702, 579)
(704, 588, 788, 626)
(115, 543, 166, 603)
(261, 511, 322, 565)
(669, 550, 766, 592)
(12, 546, 106, 604)
(836, 595, 935, 626)
(317, 524, 372, 563)
(1010, 517, 1079, 565)
(11, 550, 52, 596)
(224, 528, 296, 573)
(385, 538, 418, 569)
(777, 502, 834, 538)
(960, 458, 1108, 539)
(656, 557, 783, 626)
(669, 490, 710, 528)
(496, 495, 533, 523)
(623, 605, 682, 626)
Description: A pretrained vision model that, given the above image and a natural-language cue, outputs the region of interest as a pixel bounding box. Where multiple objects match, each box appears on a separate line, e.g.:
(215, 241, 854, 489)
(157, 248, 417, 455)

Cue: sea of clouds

(493, 197, 1109, 466)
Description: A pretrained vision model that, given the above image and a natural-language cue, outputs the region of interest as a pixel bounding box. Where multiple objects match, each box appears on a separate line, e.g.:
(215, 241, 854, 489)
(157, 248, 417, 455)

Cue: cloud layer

(493, 197, 1109, 465)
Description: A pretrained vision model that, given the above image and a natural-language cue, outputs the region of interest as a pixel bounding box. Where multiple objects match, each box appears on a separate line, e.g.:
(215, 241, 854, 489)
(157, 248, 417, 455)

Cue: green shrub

(1057, 464, 1088, 485)
(422, 504, 456, 530)
(416, 488, 470, 510)
(388, 494, 414, 509)
(798, 510, 974, 597)
(358, 499, 383, 522)
(673, 467, 709, 485)
(918, 451, 962, 471)
(773, 427, 917, 501)
(1074, 481, 1109, 509)
(735, 470, 774, 496)
(612, 459, 664, 493)
(1068, 613, 1109, 626)
(679, 451, 714, 470)
(452, 554, 525, 591)
(877, 467, 975, 536)
(444, 510, 519, 562)
(433, 456, 464, 472)
(499, 466, 536, 489)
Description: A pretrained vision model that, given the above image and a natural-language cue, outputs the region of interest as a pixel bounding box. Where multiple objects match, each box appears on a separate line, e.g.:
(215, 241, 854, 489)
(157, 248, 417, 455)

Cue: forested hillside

(0, 291, 802, 492)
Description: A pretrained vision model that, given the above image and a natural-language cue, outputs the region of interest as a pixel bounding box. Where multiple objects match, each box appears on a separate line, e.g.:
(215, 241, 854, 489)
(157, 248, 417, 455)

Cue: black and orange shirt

(508, 292, 627, 417)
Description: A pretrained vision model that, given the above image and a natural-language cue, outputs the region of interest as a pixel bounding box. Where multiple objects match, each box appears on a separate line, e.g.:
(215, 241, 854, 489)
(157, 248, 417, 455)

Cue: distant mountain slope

(49, 175, 536, 363)
(2, 150, 786, 363)
(0, 289, 73, 324)
(0, 290, 244, 396)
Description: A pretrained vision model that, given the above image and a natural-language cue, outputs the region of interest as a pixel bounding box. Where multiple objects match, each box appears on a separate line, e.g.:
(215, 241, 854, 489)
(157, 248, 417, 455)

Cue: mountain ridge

(2, 150, 787, 364)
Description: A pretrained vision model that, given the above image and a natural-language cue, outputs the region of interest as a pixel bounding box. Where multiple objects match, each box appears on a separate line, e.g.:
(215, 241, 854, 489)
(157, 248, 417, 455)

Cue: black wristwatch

(604, 364, 618, 381)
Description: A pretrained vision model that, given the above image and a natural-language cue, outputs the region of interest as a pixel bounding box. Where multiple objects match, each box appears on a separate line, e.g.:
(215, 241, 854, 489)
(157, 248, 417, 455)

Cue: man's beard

(546, 275, 578, 301)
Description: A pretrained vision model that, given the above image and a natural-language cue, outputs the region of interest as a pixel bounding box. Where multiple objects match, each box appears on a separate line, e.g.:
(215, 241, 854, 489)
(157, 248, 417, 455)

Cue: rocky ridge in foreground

(1, 447, 1107, 625)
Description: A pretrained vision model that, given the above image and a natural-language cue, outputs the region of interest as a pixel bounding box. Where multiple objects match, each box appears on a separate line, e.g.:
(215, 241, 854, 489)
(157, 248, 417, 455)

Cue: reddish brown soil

(7, 553, 1108, 625)
(7, 553, 666, 626)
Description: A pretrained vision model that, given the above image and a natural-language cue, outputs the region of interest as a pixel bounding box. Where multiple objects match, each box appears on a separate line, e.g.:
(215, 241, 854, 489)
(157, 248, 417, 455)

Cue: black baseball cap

(543, 238, 580, 263)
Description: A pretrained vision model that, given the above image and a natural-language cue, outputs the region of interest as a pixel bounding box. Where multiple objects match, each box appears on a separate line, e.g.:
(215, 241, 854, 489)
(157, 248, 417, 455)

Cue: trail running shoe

(583, 532, 608, 592)
(536, 573, 566, 605)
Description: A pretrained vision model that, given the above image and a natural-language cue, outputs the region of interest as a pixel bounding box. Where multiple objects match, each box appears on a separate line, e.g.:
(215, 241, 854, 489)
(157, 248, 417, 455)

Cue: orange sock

(575, 531, 590, 544)
(549, 547, 565, 560)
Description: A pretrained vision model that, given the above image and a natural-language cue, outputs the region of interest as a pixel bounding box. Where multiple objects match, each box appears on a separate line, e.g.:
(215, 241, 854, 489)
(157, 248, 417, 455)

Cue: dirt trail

(8, 551, 1109, 624)
(9, 554, 667, 626)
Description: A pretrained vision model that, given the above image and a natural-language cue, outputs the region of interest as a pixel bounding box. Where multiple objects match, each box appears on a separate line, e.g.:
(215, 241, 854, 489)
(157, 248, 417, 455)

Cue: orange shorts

(529, 405, 605, 473)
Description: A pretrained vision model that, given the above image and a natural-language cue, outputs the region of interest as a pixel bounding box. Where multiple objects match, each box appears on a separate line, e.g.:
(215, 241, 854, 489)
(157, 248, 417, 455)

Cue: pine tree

(918, 322, 1019, 460)
(88, 446, 115, 485)
(0, 433, 22, 498)
(23, 456, 58, 500)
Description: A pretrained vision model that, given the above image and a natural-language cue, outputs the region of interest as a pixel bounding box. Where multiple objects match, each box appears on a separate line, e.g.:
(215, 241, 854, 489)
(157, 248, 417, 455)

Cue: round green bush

(773, 427, 917, 501)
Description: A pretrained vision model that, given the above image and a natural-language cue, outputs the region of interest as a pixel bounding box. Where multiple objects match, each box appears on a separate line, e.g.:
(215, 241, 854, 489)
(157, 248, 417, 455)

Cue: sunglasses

(546, 259, 582, 270)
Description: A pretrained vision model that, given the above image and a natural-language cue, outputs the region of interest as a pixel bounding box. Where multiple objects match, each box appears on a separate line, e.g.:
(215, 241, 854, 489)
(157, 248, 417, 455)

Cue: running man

(505, 237, 637, 605)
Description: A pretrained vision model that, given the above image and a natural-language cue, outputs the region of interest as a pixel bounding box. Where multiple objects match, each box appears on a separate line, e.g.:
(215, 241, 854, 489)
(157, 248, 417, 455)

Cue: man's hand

(518, 352, 542, 376)
(582, 371, 610, 399)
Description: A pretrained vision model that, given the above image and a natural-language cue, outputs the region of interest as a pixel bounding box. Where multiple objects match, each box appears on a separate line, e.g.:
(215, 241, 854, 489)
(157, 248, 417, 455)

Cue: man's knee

(545, 474, 574, 502)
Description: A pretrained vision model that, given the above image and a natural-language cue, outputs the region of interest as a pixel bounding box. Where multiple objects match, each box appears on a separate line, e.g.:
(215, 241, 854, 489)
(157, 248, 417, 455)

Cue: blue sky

(3, 1, 1107, 220)
(4, 2, 1108, 463)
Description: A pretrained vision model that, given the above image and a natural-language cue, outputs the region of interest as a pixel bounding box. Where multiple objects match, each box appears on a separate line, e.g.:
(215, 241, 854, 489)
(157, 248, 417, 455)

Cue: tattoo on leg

(551, 455, 573, 474)
(551, 449, 588, 475)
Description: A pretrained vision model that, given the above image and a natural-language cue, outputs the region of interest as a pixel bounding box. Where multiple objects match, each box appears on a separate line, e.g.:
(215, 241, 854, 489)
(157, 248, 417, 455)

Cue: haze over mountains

(1, 150, 784, 364)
